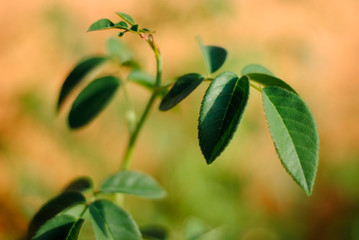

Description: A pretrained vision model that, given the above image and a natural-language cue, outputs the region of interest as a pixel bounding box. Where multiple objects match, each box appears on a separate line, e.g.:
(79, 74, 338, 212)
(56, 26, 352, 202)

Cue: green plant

(26, 12, 319, 240)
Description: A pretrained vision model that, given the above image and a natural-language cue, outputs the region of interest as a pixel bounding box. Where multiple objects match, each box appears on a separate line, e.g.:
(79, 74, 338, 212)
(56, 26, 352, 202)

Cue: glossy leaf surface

(198, 72, 249, 164)
(33, 214, 84, 240)
(63, 177, 93, 193)
(116, 12, 135, 25)
(68, 75, 119, 129)
(248, 73, 297, 94)
(57, 56, 108, 111)
(27, 192, 86, 239)
(101, 170, 166, 199)
(88, 19, 115, 32)
(262, 86, 319, 195)
(159, 73, 204, 111)
(198, 38, 227, 74)
(241, 64, 275, 76)
(89, 200, 141, 240)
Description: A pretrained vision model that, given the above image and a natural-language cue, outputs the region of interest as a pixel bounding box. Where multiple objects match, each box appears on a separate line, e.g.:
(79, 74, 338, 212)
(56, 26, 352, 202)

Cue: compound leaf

(27, 192, 86, 239)
(262, 86, 319, 195)
(198, 38, 227, 74)
(57, 56, 108, 111)
(116, 12, 135, 25)
(33, 214, 84, 240)
(199, 72, 249, 164)
(68, 75, 120, 129)
(88, 19, 115, 32)
(101, 170, 166, 199)
(89, 200, 141, 240)
(159, 73, 204, 111)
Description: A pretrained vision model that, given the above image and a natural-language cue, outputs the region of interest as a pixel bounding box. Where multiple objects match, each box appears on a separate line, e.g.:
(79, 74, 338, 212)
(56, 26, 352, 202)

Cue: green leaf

(63, 177, 93, 193)
(241, 64, 275, 76)
(159, 73, 204, 111)
(116, 12, 136, 25)
(88, 19, 115, 32)
(140, 225, 168, 240)
(128, 70, 156, 89)
(68, 75, 120, 129)
(57, 56, 108, 111)
(27, 192, 86, 239)
(114, 21, 128, 29)
(33, 214, 84, 240)
(89, 200, 141, 240)
(107, 38, 133, 62)
(130, 24, 139, 32)
(198, 72, 249, 164)
(100, 170, 166, 199)
(262, 86, 319, 195)
(197, 38, 227, 74)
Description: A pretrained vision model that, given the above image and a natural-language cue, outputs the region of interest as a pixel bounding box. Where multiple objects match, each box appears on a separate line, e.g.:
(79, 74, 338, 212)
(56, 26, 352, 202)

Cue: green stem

(121, 36, 162, 170)
(250, 81, 262, 92)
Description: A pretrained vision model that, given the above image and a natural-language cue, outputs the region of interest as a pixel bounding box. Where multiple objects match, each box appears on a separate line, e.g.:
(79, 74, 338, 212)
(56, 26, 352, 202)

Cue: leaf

(197, 37, 227, 74)
(159, 73, 204, 111)
(88, 19, 115, 32)
(128, 69, 156, 89)
(27, 192, 86, 239)
(140, 224, 168, 240)
(89, 200, 141, 240)
(198, 72, 249, 164)
(114, 21, 128, 29)
(57, 56, 108, 111)
(241, 64, 275, 76)
(262, 86, 319, 195)
(63, 177, 93, 193)
(130, 24, 139, 32)
(116, 12, 136, 25)
(100, 170, 166, 199)
(107, 38, 133, 62)
(68, 75, 120, 129)
(33, 214, 84, 240)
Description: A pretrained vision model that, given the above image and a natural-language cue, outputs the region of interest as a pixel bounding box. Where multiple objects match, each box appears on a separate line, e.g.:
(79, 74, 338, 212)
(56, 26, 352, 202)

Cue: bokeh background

(1, 0, 359, 239)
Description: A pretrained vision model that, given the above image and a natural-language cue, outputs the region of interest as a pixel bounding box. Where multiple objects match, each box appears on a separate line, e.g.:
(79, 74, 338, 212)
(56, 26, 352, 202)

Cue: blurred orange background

(1, 0, 359, 239)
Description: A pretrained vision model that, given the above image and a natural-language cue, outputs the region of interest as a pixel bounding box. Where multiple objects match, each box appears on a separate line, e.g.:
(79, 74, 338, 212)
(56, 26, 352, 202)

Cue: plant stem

(250, 82, 262, 92)
(121, 36, 162, 170)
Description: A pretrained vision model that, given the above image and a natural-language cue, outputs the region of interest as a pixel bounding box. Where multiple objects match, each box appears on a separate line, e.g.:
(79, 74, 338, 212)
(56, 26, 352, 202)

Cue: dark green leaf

(107, 38, 133, 62)
(63, 177, 93, 193)
(247, 73, 297, 94)
(118, 31, 126, 37)
(198, 38, 227, 74)
(262, 86, 319, 195)
(68, 75, 120, 129)
(57, 56, 108, 111)
(128, 70, 156, 89)
(116, 12, 135, 25)
(130, 24, 139, 32)
(100, 170, 166, 199)
(88, 19, 115, 32)
(114, 21, 128, 29)
(241, 64, 275, 76)
(159, 73, 204, 111)
(27, 192, 86, 239)
(141, 225, 168, 240)
(89, 200, 141, 240)
(198, 72, 249, 164)
(33, 214, 84, 240)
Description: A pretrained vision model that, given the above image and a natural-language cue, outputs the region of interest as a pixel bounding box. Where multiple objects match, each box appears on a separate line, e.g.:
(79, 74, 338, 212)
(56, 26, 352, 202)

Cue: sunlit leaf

(198, 38, 227, 74)
(27, 192, 85, 239)
(89, 200, 141, 240)
(128, 70, 156, 89)
(101, 170, 166, 199)
(241, 64, 275, 76)
(114, 21, 128, 29)
(88, 19, 115, 32)
(68, 75, 120, 129)
(63, 177, 93, 193)
(57, 56, 108, 111)
(116, 12, 136, 25)
(198, 72, 249, 164)
(262, 86, 319, 195)
(159, 73, 204, 111)
(33, 214, 84, 240)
